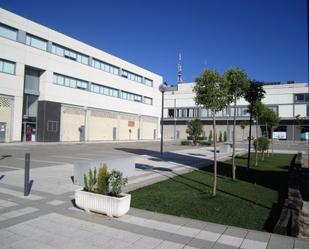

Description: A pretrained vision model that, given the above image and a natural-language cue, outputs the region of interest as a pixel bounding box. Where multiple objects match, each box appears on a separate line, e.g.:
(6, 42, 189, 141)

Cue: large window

(53, 73, 88, 89)
(121, 69, 148, 86)
(294, 93, 309, 103)
(25, 68, 40, 91)
(26, 34, 47, 51)
(90, 83, 119, 98)
(52, 43, 89, 65)
(0, 59, 15, 75)
(92, 58, 119, 75)
(143, 97, 152, 105)
(0, 23, 17, 41)
(144, 78, 153, 87)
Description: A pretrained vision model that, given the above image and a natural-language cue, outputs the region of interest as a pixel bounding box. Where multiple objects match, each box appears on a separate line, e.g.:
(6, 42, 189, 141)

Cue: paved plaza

(0, 141, 309, 248)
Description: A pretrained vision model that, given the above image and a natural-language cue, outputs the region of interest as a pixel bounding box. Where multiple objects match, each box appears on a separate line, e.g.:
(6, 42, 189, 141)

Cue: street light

(159, 82, 168, 155)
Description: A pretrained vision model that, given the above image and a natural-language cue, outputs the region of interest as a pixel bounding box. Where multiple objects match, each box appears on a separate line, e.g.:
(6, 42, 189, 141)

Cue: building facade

(163, 82, 309, 141)
(0, 8, 162, 143)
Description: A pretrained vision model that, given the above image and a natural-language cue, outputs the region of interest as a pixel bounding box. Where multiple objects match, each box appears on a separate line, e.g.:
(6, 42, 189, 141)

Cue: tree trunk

(212, 113, 217, 197)
(247, 113, 252, 168)
(271, 127, 274, 156)
(266, 123, 269, 157)
(255, 116, 259, 167)
(232, 97, 236, 181)
(262, 150, 265, 161)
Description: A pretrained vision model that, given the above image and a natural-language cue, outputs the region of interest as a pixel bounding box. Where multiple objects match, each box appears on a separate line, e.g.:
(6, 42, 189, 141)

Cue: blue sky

(1, 0, 308, 84)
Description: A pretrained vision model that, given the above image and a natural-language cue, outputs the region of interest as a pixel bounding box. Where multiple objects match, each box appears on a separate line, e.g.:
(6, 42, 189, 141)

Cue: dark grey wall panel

(37, 101, 61, 142)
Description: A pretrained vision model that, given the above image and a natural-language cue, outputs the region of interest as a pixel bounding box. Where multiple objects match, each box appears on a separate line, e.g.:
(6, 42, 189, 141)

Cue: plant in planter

(75, 165, 130, 217)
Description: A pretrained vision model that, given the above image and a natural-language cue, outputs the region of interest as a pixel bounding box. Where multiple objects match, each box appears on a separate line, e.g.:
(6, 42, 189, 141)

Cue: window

(92, 58, 119, 75)
(53, 73, 88, 90)
(52, 43, 89, 65)
(134, 94, 142, 102)
(294, 93, 308, 103)
(168, 109, 174, 118)
(0, 23, 17, 41)
(0, 59, 15, 75)
(47, 121, 58, 132)
(143, 97, 152, 105)
(122, 69, 146, 85)
(26, 34, 47, 51)
(144, 78, 153, 87)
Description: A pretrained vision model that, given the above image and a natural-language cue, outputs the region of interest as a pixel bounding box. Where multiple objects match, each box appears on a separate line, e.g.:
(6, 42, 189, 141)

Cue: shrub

(108, 170, 128, 197)
(208, 130, 213, 143)
(96, 164, 109, 195)
(197, 140, 212, 146)
(219, 131, 223, 142)
(186, 119, 203, 145)
(224, 131, 227, 142)
(181, 140, 191, 145)
(84, 168, 97, 192)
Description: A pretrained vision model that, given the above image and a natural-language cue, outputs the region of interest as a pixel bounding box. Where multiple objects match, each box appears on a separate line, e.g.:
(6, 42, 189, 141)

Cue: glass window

(112, 89, 118, 97)
(0, 24, 17, 41)
(144, 97, 152, 105)
(1, 60, 15, 75)
(144, 78, 153, 87)
(103, 87, 109, 95)
(295, 94, 306, 103)
(26, 34, 47, 51)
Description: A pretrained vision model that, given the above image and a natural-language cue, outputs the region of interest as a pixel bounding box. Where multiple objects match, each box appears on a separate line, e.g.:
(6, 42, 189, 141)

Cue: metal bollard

(24, 153, 30, 196)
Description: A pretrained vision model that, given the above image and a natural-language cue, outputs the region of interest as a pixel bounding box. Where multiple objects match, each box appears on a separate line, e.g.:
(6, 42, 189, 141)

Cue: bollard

(24, 153, 30, 196)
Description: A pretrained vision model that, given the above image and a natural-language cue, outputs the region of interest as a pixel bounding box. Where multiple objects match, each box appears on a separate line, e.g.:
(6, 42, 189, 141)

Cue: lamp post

(159, 83, 167, 155)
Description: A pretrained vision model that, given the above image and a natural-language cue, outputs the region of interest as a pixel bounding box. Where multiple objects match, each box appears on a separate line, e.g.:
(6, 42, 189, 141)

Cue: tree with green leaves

(259, 107, 280, 156)
(186, 118, 203, 145)
(224, 68, 249, 180)
(194, 69, 230, 196)
(244, 81, 265, 168)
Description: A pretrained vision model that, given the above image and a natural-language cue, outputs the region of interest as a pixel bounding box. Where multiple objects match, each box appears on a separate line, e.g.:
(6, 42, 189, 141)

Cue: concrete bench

(219, 143, 232, 153)
(74, 156, 136, 187)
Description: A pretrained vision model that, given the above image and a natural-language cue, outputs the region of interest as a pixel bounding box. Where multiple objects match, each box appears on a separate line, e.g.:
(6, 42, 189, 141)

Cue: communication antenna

(177, 53, 183, 83)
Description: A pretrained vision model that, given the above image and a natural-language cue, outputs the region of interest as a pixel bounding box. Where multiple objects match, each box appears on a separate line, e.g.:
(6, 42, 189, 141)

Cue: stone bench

(74, 156, 136, 187)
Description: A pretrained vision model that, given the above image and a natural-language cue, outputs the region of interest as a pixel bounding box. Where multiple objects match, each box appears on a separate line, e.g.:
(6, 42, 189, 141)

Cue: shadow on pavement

(135, 163, 172, 172)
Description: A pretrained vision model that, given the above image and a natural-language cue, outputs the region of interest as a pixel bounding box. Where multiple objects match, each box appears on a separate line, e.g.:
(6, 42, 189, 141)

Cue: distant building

(0, 8, 162, 142)
(164, 82, 309, 141)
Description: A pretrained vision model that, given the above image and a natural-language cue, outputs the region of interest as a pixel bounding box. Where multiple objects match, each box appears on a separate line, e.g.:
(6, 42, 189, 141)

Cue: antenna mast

(177, 53, 183, 83)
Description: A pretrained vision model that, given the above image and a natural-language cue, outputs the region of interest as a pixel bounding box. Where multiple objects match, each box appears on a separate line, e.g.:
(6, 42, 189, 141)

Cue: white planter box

(75, 189, 131, 217)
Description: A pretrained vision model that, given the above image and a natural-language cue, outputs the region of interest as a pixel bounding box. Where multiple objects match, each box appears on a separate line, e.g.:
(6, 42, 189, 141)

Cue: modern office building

(0, 8, 162, 143)
(163, 82, 309, 141)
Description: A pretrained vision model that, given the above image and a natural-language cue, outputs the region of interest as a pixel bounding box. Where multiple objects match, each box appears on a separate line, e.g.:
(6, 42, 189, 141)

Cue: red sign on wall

(128, 121, 135, 127)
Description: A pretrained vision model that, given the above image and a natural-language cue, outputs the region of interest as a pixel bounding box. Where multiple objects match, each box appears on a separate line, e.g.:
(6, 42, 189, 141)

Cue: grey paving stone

(195, 230, 221, 242)
(267, 234, 294, 249)
(184, 219, 208, 230)
(203, 222, 227, 234)
(223, 227, 248, 238)
(217, 234, 244, 248)
(211, 243, 238, 249)
(154, 240, 185, 249)
(240, 239, 268, 249)
(244, 230, 270, 242)
(0, 231, 25, 247)
(186, 238, 214, 249)
(294, 238, 309, 249)
(46, 200, 65, 206)
(0, 199, 17, 208)
(131, 236, 163, 249)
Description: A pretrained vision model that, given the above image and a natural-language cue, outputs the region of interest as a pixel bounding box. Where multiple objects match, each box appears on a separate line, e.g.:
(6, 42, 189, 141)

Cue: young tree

(244, 81, 265, 168)
(194, 69, 230, 196)
(186, 118, 203, 145)
(249, 101, 266, 166)
(224, 68, 249, 180)
(260, 107, 280, 156)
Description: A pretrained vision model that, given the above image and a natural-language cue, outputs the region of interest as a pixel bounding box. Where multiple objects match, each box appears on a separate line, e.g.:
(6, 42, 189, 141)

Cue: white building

(0, 8, 162, 143)
(163, 82, 309, 141)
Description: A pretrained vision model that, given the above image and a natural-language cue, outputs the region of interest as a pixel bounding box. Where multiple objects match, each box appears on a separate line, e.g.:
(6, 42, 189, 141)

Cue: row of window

(0, 58, 15, 75)
(0, 23, 154, 87)
(166, 106, 278, 119)
(52, 43, 89, 65)
(92, 58, 119, 75)
(53, 73, 153, 105)
(294, 93, 309, 103)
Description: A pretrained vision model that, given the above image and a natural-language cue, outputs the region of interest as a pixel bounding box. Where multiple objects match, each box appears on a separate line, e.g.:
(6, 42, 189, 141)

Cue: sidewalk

(0, 147, 308, 249)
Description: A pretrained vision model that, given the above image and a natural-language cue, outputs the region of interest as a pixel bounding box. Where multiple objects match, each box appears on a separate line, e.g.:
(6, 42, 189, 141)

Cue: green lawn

(130, 153, 294, 232)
